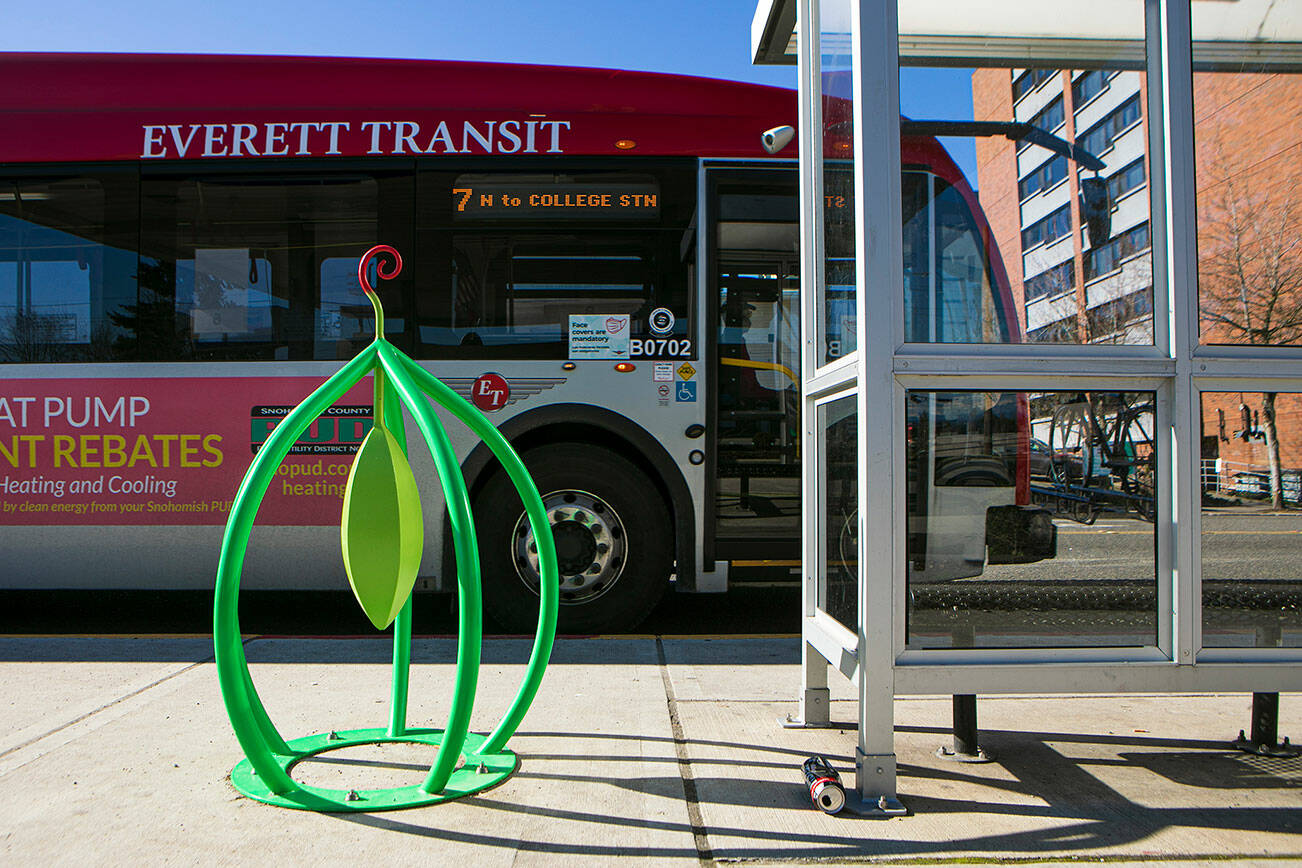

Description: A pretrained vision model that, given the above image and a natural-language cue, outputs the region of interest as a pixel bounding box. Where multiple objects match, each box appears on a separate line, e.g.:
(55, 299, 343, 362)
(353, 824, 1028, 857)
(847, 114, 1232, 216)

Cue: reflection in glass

(898, 36, 1155, 345)
(820, 0, 856, 364)
(1201, 392, 1302, 647)
(1193, 8, 1302, 348)
(1194, 36, 1302, 346)
(1000, 65, 1152, 347)
(903, 172, 1011, 343)
(140, 174, 391, 361)
(820, 395, 858, 631)
(0, 175, 137, 362)
(906, 389, 1157, 649)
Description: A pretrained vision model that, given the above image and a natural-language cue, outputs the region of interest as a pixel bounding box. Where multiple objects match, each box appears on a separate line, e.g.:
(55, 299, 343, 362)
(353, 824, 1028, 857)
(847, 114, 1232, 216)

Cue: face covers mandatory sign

(568, 314, 630, 359)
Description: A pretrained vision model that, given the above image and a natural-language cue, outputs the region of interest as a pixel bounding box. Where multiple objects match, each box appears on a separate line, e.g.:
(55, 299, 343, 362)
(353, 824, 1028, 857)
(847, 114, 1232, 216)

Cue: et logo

(472, 373, 511, 412)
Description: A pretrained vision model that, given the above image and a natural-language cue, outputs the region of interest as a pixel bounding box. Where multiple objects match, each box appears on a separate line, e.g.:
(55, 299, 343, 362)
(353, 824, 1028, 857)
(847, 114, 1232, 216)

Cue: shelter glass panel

(1200, 391, 1302, 648)
(819, 0, 857, 365)
(906, 388, 1158, 649)
(819, 394, 858, 631)
(1193, 13, 1302, 348)
(897, 1, 1154, 346)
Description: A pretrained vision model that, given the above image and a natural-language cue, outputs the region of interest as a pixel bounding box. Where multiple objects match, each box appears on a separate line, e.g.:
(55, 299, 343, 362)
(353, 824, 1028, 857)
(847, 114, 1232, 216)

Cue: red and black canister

(801, 755, 846, 814)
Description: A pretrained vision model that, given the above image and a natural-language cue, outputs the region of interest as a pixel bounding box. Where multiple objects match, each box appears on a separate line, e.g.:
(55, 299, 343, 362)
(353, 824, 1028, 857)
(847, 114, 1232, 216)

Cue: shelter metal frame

(773, 0, 1302, 806)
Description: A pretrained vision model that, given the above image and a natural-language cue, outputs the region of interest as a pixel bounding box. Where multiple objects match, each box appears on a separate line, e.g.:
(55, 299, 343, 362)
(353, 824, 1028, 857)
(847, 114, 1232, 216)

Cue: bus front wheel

(476, 443, 673, 634)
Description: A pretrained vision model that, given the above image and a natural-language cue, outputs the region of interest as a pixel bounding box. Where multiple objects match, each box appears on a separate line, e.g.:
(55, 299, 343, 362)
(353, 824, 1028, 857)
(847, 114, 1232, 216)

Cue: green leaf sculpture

(341, 421, 423, 629)
(211, 243, 559, 811)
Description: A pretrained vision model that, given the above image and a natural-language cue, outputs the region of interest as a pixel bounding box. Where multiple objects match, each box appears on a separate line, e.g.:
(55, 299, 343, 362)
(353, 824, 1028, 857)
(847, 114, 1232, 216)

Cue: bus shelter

(753, 0, 1302, 810)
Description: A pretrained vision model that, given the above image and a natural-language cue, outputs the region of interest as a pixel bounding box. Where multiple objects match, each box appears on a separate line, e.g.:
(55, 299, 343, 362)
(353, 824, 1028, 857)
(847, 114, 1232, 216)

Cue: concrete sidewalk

(0, 635, 1299, 865)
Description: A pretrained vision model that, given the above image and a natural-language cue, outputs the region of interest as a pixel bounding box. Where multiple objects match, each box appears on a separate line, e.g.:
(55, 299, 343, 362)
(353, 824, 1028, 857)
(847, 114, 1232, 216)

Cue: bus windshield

(822, 169, 1011, 363)
(903, 171, 1011, 344)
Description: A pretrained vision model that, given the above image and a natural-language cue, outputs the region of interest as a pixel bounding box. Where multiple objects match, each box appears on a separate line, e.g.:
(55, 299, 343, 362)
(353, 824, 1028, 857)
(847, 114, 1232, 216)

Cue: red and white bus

(0, 53, 1053, 631)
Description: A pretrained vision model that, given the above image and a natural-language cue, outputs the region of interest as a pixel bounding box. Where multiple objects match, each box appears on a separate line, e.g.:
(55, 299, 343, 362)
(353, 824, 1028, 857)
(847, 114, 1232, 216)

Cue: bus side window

(420, 233, 657, 358)
(139, 172, 407, 362)
(415, 167, 695, 360)
(0, 174, 138, 362)
(450, 249, 483, 343)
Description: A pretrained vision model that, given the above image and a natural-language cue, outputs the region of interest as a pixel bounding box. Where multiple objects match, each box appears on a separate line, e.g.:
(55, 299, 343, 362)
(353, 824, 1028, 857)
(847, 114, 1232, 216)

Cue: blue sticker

(676, 381, 697, 402)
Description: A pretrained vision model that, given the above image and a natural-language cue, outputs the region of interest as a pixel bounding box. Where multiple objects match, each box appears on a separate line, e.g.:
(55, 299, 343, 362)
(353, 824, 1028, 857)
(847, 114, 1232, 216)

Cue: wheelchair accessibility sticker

(676, 381, 697, 402)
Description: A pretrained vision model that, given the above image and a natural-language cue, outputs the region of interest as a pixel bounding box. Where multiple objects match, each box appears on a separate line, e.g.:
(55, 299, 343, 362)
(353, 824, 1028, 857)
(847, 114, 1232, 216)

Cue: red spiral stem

(358, 244, 403, 297)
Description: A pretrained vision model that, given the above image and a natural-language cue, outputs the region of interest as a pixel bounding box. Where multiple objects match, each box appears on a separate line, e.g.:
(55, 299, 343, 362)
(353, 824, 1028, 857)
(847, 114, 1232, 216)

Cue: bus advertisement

(0, 53, 1055, 632)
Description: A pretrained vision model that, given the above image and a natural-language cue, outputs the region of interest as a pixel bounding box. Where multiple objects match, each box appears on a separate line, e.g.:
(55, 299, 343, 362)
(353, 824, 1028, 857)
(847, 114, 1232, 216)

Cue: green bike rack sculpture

(213, 244, 559, 811)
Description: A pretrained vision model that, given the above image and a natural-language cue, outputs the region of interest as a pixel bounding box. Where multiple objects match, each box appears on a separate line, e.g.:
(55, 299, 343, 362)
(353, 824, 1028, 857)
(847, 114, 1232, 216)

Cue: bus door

(708, 169, 801, 559)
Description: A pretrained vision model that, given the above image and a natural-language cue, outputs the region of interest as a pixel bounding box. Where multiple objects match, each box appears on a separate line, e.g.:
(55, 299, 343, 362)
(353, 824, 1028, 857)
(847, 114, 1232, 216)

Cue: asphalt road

(982, 510, 1302, 582)
(1202, 511, 1302, 580)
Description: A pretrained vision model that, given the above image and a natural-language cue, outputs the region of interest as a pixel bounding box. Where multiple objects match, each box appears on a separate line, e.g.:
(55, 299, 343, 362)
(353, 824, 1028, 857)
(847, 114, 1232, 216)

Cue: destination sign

(452, 177, 660, 221)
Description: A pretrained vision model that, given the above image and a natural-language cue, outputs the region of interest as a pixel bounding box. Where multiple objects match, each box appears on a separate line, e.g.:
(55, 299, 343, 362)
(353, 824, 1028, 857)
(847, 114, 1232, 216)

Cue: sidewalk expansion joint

(710, 854, 1302, 865)
(0, 654, 213, 763)
(655, 635, 715, 867)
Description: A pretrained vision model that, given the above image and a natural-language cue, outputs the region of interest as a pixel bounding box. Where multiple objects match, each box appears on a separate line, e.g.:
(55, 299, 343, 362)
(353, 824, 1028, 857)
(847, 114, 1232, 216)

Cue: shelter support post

(1235, 692, 1299, 758)
(786, 641, 831, 727)
(938, 694, 994, 763)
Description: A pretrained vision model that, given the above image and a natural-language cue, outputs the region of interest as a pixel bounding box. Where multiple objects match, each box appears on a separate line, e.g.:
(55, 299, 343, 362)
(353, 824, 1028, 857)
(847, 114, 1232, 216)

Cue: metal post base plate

(1233, 731, 1300, 759)
(840, 791, 908, 817)
(230, 727, 517, 811)
(935, 745, 996, 763)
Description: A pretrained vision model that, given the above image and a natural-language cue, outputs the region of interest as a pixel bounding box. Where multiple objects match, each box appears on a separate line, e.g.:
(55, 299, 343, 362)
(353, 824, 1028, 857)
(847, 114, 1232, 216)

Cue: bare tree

(1199, 149, 1302, 508)
(1023, 263, 1080, 343)
(0, 312, 67, 363)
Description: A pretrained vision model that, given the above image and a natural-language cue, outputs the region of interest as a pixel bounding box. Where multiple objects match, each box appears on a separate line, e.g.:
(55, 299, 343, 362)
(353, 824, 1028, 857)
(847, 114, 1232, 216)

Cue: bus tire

(476, 442, 673, 634)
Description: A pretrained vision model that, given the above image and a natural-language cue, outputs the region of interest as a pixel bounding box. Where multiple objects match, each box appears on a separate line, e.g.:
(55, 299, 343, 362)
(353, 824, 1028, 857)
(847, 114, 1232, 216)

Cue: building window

(1027, 315, 1080, 343)
(1107, 157, 1146, 200)
(1086, 288, 1153, 339)
(1013, 68, 1057, 103)
(1018, 155, 1068, 201)
(1024, 259, 1075, 301)
(1079, 94, 1142, 158)
(1071, 70, 1114, 110)
(1017, 96, 1066, 152)
(1021, 203, 1072, 251)
(1035, 97, 1066, 133)
(1084, 221, 1150, 281)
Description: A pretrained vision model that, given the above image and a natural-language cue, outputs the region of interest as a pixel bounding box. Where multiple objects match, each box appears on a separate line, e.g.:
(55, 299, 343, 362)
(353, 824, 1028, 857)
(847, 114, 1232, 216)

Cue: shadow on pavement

(307, 724, 1300, 861)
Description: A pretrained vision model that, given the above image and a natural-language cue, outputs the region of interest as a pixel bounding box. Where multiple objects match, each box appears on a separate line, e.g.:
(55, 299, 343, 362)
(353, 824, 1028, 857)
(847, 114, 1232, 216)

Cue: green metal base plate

(230, 727, 517, 811)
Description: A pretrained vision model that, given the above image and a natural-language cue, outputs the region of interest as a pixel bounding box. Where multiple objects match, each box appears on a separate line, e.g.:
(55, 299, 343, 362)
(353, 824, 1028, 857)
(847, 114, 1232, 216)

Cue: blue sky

(2, 0, 977, 180)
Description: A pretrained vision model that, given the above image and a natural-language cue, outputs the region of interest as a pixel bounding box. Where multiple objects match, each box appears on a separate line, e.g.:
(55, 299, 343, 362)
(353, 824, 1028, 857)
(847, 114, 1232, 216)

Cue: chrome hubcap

(512, 489, 626, 604)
